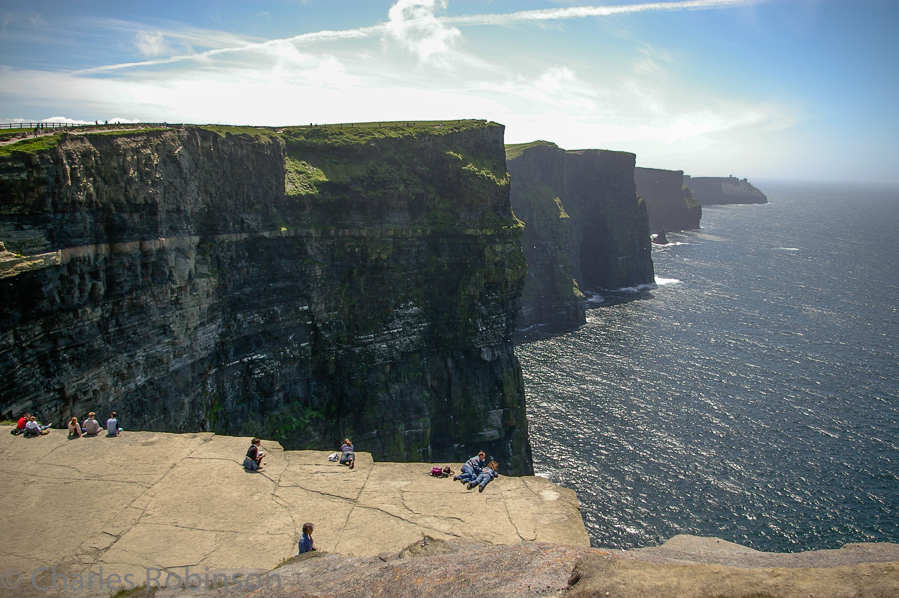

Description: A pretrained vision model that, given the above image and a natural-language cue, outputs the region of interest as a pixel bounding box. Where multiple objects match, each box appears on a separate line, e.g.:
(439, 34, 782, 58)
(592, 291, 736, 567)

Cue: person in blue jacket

(297, 523, 316, 554)
(454, 451, 486, 483)
(467, 461, 499, 492)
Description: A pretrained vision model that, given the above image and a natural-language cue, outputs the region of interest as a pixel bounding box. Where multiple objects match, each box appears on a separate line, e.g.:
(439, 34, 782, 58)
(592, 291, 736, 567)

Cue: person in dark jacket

(243, 438, 265, 470)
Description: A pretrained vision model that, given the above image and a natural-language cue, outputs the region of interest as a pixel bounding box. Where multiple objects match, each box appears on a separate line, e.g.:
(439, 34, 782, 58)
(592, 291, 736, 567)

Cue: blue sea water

(516, 181, 899, 552)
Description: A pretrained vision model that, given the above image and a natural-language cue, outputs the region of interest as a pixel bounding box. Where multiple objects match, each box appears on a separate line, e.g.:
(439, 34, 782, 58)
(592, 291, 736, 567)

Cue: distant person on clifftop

(340, 438, 355, 469)
(82, 412, 101, 436)
(467, 461, 499, 493)
(454, 451, 486, 483)
(68, 417, 82, 439)
(244, 438, 265, 471)
(106, 412, 122, 437)
(297, 522, 316, 555)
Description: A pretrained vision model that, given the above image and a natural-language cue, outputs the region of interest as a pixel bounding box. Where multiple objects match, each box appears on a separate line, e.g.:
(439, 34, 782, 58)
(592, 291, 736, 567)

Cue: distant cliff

(507, 141, 654, 339)
(634, 167, 701, 233)
(0, 122, 533, 474)
(684, 175, 767, 205)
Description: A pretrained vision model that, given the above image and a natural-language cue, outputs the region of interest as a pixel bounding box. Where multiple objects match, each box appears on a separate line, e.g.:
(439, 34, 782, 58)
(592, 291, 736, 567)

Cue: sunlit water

(517, 181, 899, 552)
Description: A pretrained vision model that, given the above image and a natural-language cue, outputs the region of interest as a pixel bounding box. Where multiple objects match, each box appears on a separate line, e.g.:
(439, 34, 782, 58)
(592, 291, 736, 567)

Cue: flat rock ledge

(0, 426, 587, 596)
(3, 426, 896, 598)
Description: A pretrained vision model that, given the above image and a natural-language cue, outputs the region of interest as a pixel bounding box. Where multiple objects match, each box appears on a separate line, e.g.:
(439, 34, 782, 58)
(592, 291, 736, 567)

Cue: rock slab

(0, 426, 587, 597)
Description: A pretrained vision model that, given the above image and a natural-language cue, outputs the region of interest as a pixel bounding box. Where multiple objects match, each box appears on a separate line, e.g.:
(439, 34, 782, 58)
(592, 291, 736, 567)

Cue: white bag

(328, 452, 340, 462)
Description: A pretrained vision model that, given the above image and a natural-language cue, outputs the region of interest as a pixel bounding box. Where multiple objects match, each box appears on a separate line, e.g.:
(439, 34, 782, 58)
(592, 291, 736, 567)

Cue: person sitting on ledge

(468, 461, 499, 493)
(297, 522, 316, 555)
(454, 451, 486, 483)
(68, 417, 82, 439)
(82, 412, 101, 436)
(106, 412, 122, 437)
(244, 438, 265, 471)
(11, 413, 29, 436)
(340, 438, 355, 469)
(23, 416, 50, 437)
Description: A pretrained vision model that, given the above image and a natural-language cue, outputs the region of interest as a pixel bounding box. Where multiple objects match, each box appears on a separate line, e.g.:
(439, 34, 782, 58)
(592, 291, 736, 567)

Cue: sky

(1, 0, 897, 183)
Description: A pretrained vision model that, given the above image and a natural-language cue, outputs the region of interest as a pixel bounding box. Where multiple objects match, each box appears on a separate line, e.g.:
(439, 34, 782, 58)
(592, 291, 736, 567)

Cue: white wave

(773, 247, 800, 251)
(654, 277, 681, 286)
(585, 292, 606, 304)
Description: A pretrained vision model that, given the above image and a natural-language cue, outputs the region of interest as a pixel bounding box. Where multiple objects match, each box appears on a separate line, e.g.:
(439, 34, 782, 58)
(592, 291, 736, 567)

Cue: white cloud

(0, 0, 798, 179)
(134, 32, 171, 57)
(444, 0, 767, 26)
(384, 0, 462, 63)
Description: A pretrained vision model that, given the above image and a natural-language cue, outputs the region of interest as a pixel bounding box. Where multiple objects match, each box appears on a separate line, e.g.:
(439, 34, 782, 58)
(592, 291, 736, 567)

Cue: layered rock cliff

(507, 141, 654, 339)
(634, 167, 702, 233)
(0, 122, 533, 474)
(683, 175, 767, 205)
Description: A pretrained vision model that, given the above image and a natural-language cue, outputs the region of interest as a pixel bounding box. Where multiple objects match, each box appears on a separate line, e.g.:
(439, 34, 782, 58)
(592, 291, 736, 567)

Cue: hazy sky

(1, 1, 897, 183)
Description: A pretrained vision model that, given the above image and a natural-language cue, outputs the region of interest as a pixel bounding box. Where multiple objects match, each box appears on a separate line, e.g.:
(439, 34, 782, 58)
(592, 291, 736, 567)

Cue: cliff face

(507, 142, 654, 339)
(683, 175, 768, 205)
(0, 122, 533, 474)
(634, 167, 702, 232)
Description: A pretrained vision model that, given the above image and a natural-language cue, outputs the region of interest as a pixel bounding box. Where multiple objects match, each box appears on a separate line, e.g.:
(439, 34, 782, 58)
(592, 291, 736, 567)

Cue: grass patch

(0, 128, 32, 142)
(278, 119, 493, 147)
(198, 125, 281, 140)
(85, 127, 166, 137)
(505, 140, 558, 161)
(0, 132, 65, 157)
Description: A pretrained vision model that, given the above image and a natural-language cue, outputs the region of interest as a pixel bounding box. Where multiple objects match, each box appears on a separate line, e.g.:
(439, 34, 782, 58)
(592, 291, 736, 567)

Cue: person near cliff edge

(68, 417, 82, 439)
(297, 522, 316, 555)
(82, 412, 102, 436)
(11, 413, 30, 436)
(339, 438, 355, 469)
(454, 451, 486, 483)
(467, 461, 499, 493)
(23, 416, 51, 437)
(106, 412, 122, 437)
(244, 438, 265, 471)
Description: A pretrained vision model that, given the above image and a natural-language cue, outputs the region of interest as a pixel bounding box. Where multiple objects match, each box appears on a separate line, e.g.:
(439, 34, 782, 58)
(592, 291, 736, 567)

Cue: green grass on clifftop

(504, 140, 558, 161)
(278, 119, 496, 146)
(199, 125, 281, 140)
(0, 132, 65, 157)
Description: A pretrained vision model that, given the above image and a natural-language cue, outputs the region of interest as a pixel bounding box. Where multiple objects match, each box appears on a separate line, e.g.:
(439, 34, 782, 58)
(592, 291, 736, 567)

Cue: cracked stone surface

(0, 426, 588, 596)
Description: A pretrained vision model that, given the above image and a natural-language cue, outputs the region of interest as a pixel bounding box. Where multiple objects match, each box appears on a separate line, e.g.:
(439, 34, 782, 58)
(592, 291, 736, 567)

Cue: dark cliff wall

(683, 175, 767, 205)
(634, 167, 701, 233)
(507, 141, 654, 339)
(0, 122, 533, 474)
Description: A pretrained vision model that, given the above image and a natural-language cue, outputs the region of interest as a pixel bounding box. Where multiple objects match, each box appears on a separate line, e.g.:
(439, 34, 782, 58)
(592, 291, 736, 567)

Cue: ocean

(516, 181, 899, 552)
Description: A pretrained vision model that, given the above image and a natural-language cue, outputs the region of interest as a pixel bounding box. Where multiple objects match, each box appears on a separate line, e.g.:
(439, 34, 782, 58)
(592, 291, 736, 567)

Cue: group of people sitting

(453, 451, 500, 492)
(66, 412, 123, 438)
(10, 414, 52, 437)
(11, 411, 123, 438)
